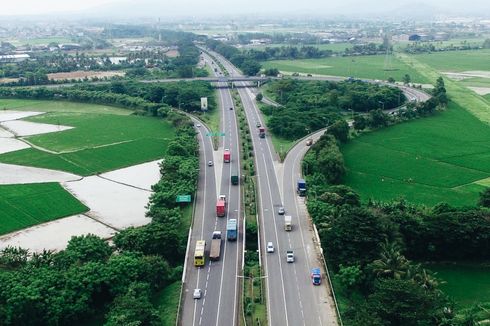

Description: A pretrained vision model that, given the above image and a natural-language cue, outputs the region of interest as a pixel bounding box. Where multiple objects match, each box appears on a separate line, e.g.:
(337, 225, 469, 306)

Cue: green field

(413, 50, 490, 72)
(0, 99, 131, 115)
(0, 37, 73, 46)
(262, 55, 429, 83)
(426, 262, 490, 308)
(342, 102, 490, 206)
(0, 100, 175, 175)
(0, 183, 88, 235)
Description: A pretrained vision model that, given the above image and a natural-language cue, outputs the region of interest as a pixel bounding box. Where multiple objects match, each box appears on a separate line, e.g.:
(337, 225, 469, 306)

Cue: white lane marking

(192, 123, 211, 326)
(260, 151, 290, 326)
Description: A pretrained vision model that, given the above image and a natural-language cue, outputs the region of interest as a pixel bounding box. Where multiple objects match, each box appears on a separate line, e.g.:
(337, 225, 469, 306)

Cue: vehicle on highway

(224, 149, 231, 163)
(278, 206, 285, 215)
(297, 179, 307, 197)
(216, 199, 226, 217)
(231, 168, 239, 185)
(284, 215, 292, 231)
(258, 127, 266, 138)
(229, 107, 233, 110)
(286, 250, 294, 263)
(208, 160, 213, 167)
(194, 240, 206, 267)
(219, 194, 227, 203)
(193, 288, 202, 299)
(311, 268, 322, 285)
(209, 231, 222, 261)
(256, 122, 261, 128)
(267, 242, 274, 253)
(195, 123, 201, 128)
(306, 138, 313, 146)
(227, 219, 237, 241)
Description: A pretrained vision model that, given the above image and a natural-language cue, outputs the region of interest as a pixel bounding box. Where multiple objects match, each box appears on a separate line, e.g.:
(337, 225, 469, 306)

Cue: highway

(180, 54, 243, 326)
(206, 48, 338, 326)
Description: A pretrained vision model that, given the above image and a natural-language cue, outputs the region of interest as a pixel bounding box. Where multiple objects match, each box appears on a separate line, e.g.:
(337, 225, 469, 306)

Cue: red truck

(224, 149, 231, 163)
(259, 127, 266, 138)
(216, 199, 226, 217)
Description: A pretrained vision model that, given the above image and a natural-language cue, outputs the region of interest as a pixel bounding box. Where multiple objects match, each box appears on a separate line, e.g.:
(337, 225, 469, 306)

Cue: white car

(208, 161, 213, 167)
(278, 207, 285, 215)
(193, 288, 202, 299)
(286, 250, 294, 263)
(267, 242, 274, 253)
(195, 123, 201, 128)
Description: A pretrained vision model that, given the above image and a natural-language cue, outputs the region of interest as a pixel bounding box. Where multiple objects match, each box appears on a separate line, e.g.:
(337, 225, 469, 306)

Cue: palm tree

(370, 241, 409, 280)
(411, 264, 443, 291)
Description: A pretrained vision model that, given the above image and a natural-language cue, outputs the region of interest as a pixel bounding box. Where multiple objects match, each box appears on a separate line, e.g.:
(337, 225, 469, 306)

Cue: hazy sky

(1, 0, 489, 17)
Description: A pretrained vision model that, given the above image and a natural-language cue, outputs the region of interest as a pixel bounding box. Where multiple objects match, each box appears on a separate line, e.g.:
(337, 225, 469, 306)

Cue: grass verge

(155, 281, 182, 326)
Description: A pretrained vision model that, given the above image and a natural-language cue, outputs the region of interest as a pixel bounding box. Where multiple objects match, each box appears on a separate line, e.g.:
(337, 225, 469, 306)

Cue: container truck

(227, 219, 237, 241)
(311, 268, 322, 285)
(284, 215, 292, 231)
(231, 169, 239, 185)
(216, 200, 226, 217)
(259, 127, 266, 138)
(224, 149, 231, 163)
(209, 231, 222, 261)
(297, 179, 307, 197)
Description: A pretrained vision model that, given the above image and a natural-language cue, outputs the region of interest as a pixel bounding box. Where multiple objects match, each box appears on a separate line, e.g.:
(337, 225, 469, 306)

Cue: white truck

(284, 215, 292, 231)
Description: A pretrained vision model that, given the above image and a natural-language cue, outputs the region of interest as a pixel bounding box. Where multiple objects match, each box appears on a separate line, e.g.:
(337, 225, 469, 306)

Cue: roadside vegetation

(0, 113, 198, 325)
(0, 183, 88, 235)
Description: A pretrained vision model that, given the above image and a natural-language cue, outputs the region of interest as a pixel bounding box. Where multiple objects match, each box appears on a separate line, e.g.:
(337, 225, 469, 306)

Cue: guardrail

(313, 224, 343, 326)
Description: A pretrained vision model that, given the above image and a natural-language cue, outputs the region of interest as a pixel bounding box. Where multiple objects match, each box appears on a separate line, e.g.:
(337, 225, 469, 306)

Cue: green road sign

(176, 195, 192, 203)
(206, 132, 226, 137)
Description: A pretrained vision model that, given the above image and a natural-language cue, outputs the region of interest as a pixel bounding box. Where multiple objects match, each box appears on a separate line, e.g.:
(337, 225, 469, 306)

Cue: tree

(327, 120, 349, 143)
(478, 187, 490, 207)
(317, 147, 345, 184)
(366, 278, 447, 325)
(338, 264, 363, 289)
(241, 59, 261, 76)
(353, 114, 367, 131)
(105, 282, 161, 326)
(369, 109, 390, 128)
(325, 206, 389, 267)
(62, 234, 112, 265)
(255, 93, 263, 101)
(402, 74, 411, 85)
(369, 242, 409, 280)
(387, 77, 396, 83)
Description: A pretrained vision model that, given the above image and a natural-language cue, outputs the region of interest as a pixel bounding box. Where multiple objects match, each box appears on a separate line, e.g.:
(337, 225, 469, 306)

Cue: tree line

(0, 80, 215, 115)
(0, 116, 199, 325)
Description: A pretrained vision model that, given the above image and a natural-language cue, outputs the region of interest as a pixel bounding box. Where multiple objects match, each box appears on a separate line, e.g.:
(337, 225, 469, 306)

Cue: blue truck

(297, 179, 307, 197)
(226, 219, 237, 241)
(311, 268, 322, 285)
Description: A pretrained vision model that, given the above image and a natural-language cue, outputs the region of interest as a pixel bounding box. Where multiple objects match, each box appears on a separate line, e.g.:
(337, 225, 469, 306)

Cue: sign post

(200, 97, 208, 111)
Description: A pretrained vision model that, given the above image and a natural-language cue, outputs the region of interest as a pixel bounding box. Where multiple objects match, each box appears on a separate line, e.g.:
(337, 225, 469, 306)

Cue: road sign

(206, 132, 226, 137)
(201, 97, 208, 111)
(176, 195, 191, 203)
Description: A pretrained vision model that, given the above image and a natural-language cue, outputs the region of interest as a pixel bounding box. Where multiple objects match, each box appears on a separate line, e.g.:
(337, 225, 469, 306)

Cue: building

(0, 54, 30, 63)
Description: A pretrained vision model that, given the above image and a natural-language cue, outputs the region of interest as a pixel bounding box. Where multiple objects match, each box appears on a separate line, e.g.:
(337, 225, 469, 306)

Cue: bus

(194, 240, 206, 267)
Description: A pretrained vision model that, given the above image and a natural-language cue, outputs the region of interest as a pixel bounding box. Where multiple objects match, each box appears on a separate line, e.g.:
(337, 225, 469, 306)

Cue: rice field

(0, 183, 89, 235)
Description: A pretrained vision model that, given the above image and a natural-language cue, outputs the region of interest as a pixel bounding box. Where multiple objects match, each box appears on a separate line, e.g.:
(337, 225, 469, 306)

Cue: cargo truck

(216, 200, 226, 217)
(224, 149, 231, 163)
(311, 268, 322, 285)
(297, 179, 307, 197)
(259, 127, 266, 138)
(284, 215, 292, 231)
(227, 219, 237, 241)
(231, 169, 239, 185)
(209, 231, 222, 261)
